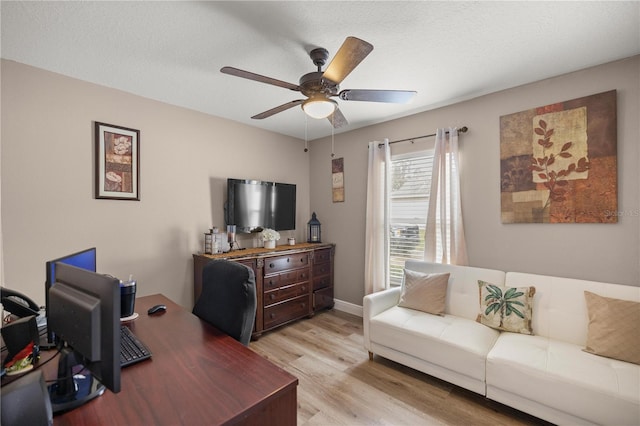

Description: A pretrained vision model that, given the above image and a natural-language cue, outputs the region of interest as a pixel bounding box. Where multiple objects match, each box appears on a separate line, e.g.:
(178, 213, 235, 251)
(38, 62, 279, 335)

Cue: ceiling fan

(220, 36, 417, 128)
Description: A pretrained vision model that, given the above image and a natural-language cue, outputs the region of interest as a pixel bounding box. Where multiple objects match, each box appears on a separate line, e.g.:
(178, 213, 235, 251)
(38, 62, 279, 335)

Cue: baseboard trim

(333, 299, 363, 317)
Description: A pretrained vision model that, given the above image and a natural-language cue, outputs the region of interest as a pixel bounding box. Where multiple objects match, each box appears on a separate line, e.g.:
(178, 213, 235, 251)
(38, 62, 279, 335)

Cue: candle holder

(204, 231, 213, 254)
(307, 212, 321, 243)
(227, 225, 236, 251)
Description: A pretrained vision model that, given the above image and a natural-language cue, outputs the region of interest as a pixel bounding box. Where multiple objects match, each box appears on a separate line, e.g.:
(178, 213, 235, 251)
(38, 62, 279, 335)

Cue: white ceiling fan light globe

(302, 97, 337, 119)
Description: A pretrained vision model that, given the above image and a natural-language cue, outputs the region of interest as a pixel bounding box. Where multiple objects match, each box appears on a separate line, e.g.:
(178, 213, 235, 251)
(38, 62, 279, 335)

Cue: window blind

(388, 151, 434, 286)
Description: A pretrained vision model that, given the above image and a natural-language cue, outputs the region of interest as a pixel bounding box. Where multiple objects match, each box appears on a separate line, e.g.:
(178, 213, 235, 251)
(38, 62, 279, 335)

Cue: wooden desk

(46, 294, 298, 425)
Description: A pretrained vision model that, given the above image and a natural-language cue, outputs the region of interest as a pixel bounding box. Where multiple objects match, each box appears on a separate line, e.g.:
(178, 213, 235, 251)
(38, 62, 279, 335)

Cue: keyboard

(120, 325, 152, 367)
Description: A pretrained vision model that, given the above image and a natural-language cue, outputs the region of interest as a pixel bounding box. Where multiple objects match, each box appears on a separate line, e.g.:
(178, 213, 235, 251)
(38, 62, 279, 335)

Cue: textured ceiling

(2, 1, 639, 141)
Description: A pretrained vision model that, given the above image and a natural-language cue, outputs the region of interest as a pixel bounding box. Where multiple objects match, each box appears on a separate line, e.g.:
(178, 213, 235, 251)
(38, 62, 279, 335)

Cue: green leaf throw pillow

(477, 280, 535, 334)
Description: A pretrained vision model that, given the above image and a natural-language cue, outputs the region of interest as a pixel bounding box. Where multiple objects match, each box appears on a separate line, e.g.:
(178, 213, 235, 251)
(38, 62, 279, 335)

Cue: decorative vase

(264, 240, 276, 249)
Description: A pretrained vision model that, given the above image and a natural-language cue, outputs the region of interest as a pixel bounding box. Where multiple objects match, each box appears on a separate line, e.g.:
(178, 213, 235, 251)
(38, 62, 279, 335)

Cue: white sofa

(363, 260, 640, 425)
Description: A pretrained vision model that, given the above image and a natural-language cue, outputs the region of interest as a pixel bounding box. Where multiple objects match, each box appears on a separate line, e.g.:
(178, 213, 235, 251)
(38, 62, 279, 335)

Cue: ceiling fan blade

(322, 37, 373, 85)
(221, 66, 300, 91)
(327, 107, 348, 129)
(251, 100, 305, 120)
(338, 89, 417, 104)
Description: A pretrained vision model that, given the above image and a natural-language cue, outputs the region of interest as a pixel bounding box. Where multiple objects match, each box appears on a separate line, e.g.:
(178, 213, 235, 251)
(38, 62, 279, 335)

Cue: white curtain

(364, 139, 390, 295)
(424, 128, 468, 265)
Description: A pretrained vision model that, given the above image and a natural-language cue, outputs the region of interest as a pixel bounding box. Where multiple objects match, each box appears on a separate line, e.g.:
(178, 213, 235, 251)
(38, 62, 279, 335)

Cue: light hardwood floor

(250, 309, 551, 426)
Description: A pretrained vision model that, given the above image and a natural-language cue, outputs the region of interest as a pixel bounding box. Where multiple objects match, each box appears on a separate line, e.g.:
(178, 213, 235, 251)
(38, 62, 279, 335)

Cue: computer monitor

(46, 263, 120, 413)
(44, 248, 97, 346)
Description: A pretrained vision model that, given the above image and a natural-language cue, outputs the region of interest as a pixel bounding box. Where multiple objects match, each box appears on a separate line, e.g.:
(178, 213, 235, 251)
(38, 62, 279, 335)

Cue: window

(388, 151, 434, 286)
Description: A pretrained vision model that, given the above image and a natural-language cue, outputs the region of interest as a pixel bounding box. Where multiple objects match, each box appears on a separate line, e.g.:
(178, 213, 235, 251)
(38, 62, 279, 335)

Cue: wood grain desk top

(48, 294, 298, 425)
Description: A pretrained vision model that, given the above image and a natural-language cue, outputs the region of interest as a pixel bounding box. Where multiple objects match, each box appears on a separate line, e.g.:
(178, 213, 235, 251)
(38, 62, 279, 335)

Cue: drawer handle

(270, 294, 276, 300)
(301, 286, 306, 291)
(270, 313, 275, 319)
(300, 273, 306, 279)
(269, 280, 275, 286)
(270, 263, 274, 268)
(301, 303, 306, 308)
(287, 258, 290, 263)
(300, 258, 304, 263)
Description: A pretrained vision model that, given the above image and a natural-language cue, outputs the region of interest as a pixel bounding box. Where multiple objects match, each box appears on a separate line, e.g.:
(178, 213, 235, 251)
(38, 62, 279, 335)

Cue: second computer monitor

(44, 248, 97, 345)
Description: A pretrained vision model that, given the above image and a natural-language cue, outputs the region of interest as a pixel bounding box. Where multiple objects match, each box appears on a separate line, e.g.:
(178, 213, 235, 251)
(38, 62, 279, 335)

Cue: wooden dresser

(193, 242, 335, 339)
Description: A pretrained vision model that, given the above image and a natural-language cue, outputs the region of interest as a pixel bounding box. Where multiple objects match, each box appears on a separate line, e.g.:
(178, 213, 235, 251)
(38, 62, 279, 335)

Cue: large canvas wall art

(500, 90, 617, 223)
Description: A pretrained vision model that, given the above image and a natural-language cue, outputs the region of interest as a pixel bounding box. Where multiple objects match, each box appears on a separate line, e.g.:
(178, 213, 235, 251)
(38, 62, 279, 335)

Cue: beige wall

(309, 56, 640, 307)
(3, 56, 639, 312)
(1, 59, 310, 308)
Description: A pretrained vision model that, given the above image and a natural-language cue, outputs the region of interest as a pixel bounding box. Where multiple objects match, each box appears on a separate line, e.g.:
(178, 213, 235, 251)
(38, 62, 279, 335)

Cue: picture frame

(500, 90, 617, 223)
(95, 122, 140, 200)
(332, 157, 345, 203)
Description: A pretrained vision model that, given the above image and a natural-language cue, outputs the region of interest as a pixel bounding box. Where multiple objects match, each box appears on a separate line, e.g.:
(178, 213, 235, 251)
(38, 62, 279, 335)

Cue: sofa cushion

(477, 281, 535, 334)
(584, 291, 640, 365)
(487, 332, 640, 426)
(504, 272, 640, 345)
(370, 305, 500, 382)
(398, 270, 449, 316)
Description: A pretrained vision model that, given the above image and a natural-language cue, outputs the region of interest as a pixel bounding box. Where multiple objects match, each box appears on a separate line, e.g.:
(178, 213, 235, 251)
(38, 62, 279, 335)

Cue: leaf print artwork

(499, 90, 617, 223)
(530, 118, 590, 211)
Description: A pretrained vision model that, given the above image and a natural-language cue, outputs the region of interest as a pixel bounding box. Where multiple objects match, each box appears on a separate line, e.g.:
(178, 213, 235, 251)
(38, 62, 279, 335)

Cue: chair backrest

(192, 260, 257, 346)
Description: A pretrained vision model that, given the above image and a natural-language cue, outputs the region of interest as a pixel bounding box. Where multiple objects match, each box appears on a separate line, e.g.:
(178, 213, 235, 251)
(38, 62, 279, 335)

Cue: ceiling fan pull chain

(304, 114, 309, 153)
(331, 115, 335, 158)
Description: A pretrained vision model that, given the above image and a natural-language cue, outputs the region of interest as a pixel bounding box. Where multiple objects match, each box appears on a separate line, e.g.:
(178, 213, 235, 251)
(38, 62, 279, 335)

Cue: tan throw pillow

(397, 270, 450, 316)
(477, 280, 535, 334)
(584, 291, 640, 365)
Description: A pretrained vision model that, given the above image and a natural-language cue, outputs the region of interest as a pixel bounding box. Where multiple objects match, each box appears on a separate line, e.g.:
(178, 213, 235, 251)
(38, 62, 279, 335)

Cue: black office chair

(192, 260, 257, 346)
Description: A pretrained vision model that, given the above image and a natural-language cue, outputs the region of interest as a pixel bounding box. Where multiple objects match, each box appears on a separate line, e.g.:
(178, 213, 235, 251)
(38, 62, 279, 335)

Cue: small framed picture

(95, 122, 140, 200)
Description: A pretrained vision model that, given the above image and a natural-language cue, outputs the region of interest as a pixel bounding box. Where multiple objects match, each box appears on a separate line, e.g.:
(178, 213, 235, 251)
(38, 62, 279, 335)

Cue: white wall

(1, 59, 310, 308)
(309, 56, 640, 306)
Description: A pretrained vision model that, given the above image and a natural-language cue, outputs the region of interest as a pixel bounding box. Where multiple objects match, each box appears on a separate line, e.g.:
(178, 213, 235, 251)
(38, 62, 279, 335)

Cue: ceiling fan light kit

(221, 36, 416, 128)
(302, 96, 337, 119)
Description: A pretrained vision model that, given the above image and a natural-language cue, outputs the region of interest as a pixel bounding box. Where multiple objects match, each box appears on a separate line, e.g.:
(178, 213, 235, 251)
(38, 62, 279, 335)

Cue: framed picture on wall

(95, 122, 140, 200)
(500, 90, 617, 223)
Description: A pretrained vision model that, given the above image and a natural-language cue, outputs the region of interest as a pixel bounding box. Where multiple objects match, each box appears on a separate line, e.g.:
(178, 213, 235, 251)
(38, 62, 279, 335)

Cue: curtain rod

(379, 126, 468, 147)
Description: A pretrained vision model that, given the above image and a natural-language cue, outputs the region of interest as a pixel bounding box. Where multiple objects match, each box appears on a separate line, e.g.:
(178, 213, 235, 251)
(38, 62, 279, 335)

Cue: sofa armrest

(363, 287, 401, 352)
(364, 287, 401, 320)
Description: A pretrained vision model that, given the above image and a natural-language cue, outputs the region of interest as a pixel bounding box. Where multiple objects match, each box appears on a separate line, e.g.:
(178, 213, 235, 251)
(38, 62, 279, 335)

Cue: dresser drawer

(313, 274, 331, 291)
(236, 258, 256, 270)
(264, 295, 310, 330)
(264, 253, 309, 274)
(265, 282, 310, 306)
(313, 262, 331, 277)
(264, 269, 310, 291)
(314, 287, 334, 311)
(313, 248, 332, 265)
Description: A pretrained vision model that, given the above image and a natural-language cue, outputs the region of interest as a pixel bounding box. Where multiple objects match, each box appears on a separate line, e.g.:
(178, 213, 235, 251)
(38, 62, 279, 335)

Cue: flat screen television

(44, 248, 97, 347)
(47, 263, 120, 413)
(226, 178, 296, 233)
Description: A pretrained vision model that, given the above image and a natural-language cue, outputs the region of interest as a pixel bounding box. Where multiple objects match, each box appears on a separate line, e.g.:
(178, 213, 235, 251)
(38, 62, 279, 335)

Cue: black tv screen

(227, 178, 296, 233)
